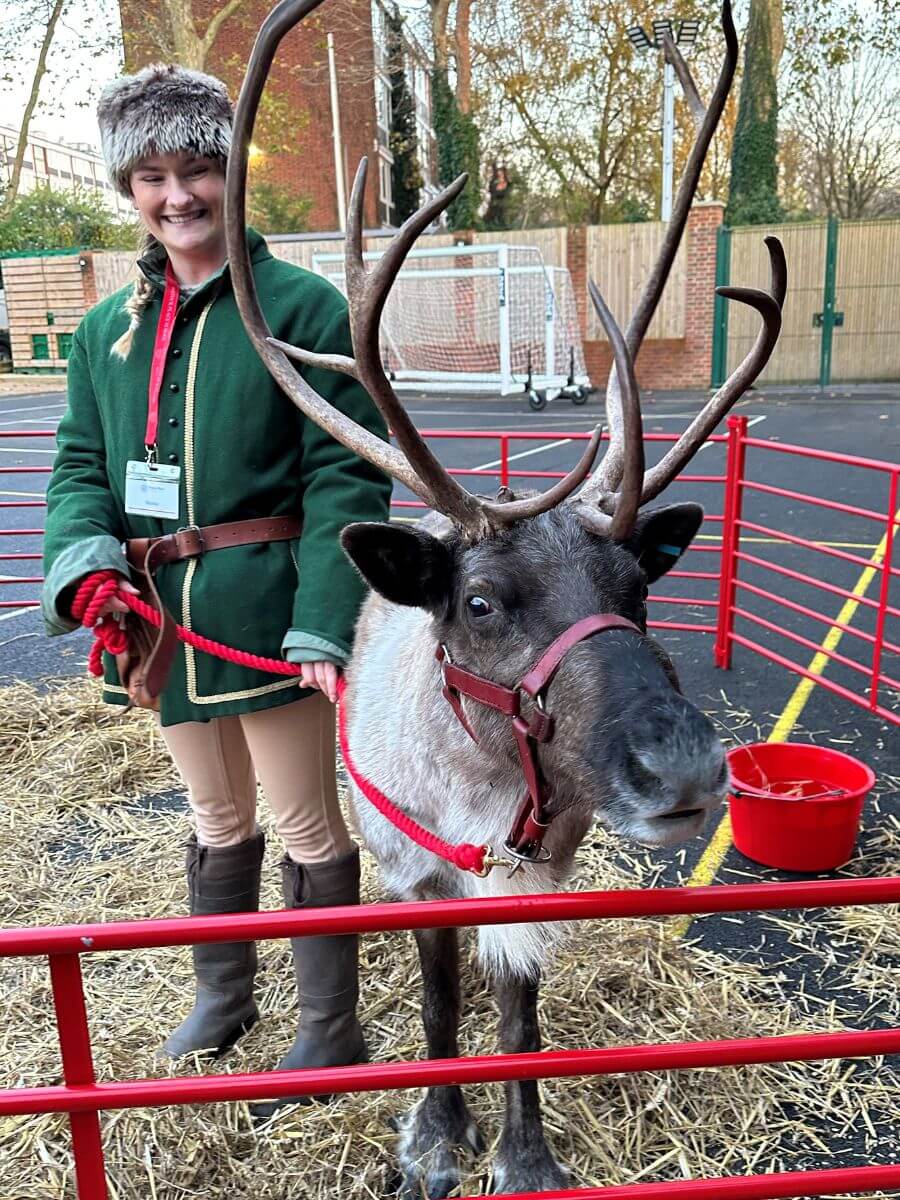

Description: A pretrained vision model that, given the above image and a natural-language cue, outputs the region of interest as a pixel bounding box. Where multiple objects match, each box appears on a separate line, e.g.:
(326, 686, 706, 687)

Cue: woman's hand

(298, 660, 340, 704)
(95, 574, 141, 620)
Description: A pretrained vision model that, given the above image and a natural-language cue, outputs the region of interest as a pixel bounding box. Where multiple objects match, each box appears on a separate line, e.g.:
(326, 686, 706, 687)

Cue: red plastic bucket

(727, 742, 875, 872)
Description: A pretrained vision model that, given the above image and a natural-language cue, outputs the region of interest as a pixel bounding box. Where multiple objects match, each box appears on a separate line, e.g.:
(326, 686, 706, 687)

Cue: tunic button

(168, 416, 179, 428)
(169, 382, 180, 393)
(167, 453, 179, 464)
(171, 347, 183, 359)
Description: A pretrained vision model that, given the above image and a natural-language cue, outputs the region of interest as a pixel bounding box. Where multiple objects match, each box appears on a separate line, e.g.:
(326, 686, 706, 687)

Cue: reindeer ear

(626, 503, 704, 583)
(341, 523, 456, 613)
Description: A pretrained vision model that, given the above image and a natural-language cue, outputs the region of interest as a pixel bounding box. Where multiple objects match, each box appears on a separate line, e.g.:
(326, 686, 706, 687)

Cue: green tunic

(42, 229, 392, 726)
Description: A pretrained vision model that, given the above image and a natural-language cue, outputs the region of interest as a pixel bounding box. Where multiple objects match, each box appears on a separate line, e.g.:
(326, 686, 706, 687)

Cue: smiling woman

(39, 61, 392, 1094)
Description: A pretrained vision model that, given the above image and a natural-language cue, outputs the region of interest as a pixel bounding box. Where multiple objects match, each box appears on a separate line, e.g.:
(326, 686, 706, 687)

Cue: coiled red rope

(71, 570, 489, 875)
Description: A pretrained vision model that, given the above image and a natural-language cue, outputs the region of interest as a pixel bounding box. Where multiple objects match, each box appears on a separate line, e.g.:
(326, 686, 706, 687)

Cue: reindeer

(225, 1, 785, 1193)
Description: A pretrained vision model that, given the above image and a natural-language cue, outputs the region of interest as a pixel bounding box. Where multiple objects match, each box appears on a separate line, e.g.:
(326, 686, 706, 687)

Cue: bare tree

(1, 0, 66, 213)
(784, 49, 900, 218)
(0, 0, 122, 215)
(120, 0, 244, 72)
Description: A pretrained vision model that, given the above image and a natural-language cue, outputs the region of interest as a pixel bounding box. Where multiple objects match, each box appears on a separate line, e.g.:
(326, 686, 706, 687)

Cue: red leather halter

(436, 613, 642, 869)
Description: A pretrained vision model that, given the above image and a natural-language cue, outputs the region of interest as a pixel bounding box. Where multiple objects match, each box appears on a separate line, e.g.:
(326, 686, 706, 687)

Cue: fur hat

(97, 64, 232, 197)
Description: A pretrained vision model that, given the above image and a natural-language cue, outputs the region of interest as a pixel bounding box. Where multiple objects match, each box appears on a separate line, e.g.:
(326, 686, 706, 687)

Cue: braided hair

(109, 229, 162, 360)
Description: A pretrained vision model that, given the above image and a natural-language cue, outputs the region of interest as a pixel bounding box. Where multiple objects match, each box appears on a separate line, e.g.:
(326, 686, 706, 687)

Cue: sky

(1, 0, 125, 152)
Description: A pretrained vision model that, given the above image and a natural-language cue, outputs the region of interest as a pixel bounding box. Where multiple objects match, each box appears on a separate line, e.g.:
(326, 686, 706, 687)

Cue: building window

(378, 155, 394, 226)
(375, 73, 392, 148)
(32, 335, 49, 360)
(371, 0, 388, 71)
(56, 333, 74, 360)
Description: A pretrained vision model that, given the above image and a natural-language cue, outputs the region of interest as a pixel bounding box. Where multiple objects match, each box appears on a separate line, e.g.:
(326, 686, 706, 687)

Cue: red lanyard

(145, 261, 181, 464)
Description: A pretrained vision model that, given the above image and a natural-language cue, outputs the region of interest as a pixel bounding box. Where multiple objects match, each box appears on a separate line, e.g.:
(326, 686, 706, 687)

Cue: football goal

(312, 242, 591, 399)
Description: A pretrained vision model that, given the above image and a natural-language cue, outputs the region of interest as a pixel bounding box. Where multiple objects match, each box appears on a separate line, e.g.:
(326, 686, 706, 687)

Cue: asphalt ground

(1, 382, 899, 1178)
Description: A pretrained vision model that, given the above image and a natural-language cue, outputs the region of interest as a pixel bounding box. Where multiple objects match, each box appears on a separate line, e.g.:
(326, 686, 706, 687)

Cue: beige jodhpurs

(158, 692, 353, 864)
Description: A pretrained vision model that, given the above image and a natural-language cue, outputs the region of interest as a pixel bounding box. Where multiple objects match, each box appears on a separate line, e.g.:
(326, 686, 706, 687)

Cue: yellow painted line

(672, 511, 898, 939)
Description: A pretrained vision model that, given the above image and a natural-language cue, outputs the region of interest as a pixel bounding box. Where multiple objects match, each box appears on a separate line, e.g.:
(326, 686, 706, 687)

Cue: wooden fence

(2, 253, 86, 372)
(724, 216, 900, 385)
(586, 222, 686, 341)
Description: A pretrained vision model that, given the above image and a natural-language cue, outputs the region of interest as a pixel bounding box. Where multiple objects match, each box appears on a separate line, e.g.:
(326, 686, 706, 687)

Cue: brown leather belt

(120, 516, 302, 708)
(126, 515, 302, 571)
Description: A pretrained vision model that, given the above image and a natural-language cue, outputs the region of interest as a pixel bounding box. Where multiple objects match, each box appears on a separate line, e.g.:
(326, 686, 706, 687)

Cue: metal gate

(712, 216, 900, 386)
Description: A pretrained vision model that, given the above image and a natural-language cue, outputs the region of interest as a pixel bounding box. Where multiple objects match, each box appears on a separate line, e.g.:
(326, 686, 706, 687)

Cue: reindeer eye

(466, 595, 494, 617)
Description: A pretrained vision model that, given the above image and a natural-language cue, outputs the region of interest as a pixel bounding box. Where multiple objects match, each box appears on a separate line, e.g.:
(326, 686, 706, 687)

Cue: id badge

(125, 460, 181, 519)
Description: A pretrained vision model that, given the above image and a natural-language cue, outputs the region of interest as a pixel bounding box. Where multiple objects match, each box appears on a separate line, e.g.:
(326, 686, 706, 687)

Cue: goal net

(312, 243, 590, 396)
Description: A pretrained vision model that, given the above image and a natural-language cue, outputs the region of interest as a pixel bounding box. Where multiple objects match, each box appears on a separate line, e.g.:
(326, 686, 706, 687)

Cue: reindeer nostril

(623, 747, 661, 794)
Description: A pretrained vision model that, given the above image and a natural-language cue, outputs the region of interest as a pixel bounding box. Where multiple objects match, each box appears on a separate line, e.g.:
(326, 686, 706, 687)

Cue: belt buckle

(175, 524, 204, 558)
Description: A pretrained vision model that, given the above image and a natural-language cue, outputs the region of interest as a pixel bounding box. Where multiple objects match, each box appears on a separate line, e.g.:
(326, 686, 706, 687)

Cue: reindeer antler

(569, 0, 785, 539)
(226, 0, 601, 543)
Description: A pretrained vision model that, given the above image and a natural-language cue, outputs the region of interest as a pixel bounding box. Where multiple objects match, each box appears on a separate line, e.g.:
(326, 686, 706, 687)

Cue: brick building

(118, 0, 438, 231)
(0, 124, 133, 220)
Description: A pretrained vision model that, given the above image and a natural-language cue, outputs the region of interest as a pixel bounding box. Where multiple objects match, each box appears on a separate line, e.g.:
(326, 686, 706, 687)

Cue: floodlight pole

(628, 17, 698, 224)
(661, 57, 675, 222)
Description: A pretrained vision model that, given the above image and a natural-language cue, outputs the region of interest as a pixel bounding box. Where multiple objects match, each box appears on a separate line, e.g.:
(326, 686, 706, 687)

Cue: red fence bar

(0, 430, 57, 438)
(734, 577, 896, 652)
(735, 549, 895, 615)
(870, 470, 898, 711)
(715, 415, 747, 668)
(740, 435, 898, 474)
(48, 954, 109, 1200)
(4, 877, 900, 958)
(478, 1165, 900, 1200)
(728, 634, 899, 726)
(739, 517, 900, 579)
(3, 1024, 900, 1118)
(732, 605, 893, 682)
(742, 478, 889, 524)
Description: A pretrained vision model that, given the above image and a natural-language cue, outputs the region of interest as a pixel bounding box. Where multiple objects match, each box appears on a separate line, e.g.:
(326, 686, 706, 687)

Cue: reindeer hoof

(490, 1145, 570, 1194)
(390, 1095, 485, 1199)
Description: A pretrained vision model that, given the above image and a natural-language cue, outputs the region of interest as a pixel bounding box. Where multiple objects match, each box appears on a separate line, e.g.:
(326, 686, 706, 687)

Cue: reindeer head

(225, 0, 785, 852)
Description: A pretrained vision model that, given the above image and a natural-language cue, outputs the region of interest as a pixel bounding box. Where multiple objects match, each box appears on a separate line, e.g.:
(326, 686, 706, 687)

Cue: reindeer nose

(623, 698, 728, 815)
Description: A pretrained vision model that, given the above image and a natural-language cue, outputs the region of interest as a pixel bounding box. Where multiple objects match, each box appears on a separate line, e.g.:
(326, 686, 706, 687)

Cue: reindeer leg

(489, 974, 569, 1194)
(391, 926, 484, 1200)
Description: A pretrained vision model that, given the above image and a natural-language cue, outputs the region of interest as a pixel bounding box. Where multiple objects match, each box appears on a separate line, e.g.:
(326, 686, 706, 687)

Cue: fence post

(818, 215, 839, 388)
(710, 224, 732, 388)
(715, 414, 748, 669)
(500, 435, 510, 488)
(49, 953, 108, 1200)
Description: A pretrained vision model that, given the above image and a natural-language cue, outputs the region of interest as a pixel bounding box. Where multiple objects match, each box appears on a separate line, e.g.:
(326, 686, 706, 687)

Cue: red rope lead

(71, 570, 301, 677)
(335, 675, 487, 875)
(72, 571, 489, 876)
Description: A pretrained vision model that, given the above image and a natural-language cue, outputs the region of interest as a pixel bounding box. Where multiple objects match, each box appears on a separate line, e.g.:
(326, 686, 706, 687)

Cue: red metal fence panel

(3, 879, 900, 1198)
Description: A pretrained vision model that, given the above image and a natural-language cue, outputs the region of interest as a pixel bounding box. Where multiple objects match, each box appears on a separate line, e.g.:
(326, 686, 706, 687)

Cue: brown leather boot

(160, 829, 265, 1059)
(252, 846, 367, 1120)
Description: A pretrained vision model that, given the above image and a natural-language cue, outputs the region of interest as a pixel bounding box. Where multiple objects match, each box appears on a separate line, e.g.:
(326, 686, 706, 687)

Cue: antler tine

(342, 165, 491, 533)
(662, 35, 705, 129)
(640, 237, 786, 505)
(226, 0, 443, 504)
(225, 1, 628, 541)
(478, 425, 604, 526)
(569, 281, 645, 540)
(593, 0, 738, 496)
